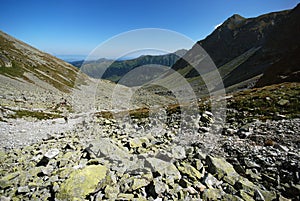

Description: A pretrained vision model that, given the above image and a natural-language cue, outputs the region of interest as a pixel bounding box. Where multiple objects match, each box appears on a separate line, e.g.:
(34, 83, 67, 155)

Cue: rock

(118, 193, 135, 200)
(204, 173, 221, 188)
(179, 178, 191, 188)
(0, 196, 11, 201)
(171, 146, 186, 159)
(201, 111, 214, 124)
(222, 183, 237, 194)
(260, 190, 277, 201)
(146, 158, 181, 184)
(0, 172, 20, 189)
(57, 165, 108, 200)
(41, 165, 54, 175)
(193, 181, 206, 192)
(274, 144, 289, 152)
(239, 131, 252, 138)
(185, 186, 197, 195)
(206, 155, 238, 180)
(262, 173, 277, 185)
(245, 169, 262, 181)
(36, 149, 60, 167)
(244, 158, 260, 169)
(254, 189, 265, 201)
(235, 177, 259, 196)
(153, 178, 168, 196)
(128, 137, 149, 149)
(238, 190, 255, 201)
(130, 178, 150, 191)
(223, 128, 236, 135)
(176, 162, 203, 181)
(17, 186, 30, 194)
(279, 195, 292, 201)
(44, 148, 60, 159)
(222, 194, 244, 201)
(288, 184, 300, 197)
(277, 99, 289, 106)
(202, 188, 223, 200)
(104, 185, 119, 199)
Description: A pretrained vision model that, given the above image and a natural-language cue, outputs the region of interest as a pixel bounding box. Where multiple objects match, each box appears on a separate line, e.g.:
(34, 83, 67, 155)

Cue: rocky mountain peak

(222, 14, 246, 30)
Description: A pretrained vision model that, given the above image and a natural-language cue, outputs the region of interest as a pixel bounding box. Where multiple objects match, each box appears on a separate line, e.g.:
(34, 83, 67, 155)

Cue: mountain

(0, 31, 86, 93)
(170, 4, 300, 93)
(0, 30, 178, 120)
(71, 49, 187, 84)
(255, 4, 300, 87)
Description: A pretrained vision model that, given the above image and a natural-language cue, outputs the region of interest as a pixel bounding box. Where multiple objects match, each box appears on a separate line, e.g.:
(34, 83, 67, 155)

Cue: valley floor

(0, 82, 299, 201)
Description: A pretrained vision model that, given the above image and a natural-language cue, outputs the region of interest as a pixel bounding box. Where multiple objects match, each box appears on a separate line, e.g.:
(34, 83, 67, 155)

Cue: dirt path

(0, 114, 88, 150)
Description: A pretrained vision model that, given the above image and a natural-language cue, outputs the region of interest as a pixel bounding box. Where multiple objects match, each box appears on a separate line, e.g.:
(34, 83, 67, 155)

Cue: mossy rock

(0, 172, 20, 189)
(177, 162, 203, 181)
(57, 165, 108, 200)
(206, 155, 238, 180)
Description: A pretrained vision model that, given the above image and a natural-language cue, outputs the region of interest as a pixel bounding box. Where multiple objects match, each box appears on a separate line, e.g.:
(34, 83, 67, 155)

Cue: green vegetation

(10, 109, 62, 120)
(228, 82, 300, 121)
(0, 61, 25, 78)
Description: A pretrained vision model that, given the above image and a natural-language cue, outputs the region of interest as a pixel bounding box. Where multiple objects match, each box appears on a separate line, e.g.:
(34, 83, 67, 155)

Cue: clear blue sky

(0, 0, 299, 58)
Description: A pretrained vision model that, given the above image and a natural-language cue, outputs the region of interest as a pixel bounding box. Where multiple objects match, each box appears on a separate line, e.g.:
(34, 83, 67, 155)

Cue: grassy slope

(0, 31, 86, 92)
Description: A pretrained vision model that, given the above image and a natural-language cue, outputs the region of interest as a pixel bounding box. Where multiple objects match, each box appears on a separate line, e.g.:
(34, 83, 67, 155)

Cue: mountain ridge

(70, 49, 188, 83)
(169, 4, 299, 93)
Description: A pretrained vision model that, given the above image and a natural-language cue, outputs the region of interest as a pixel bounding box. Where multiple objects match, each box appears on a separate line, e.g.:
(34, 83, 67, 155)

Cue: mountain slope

(169, 4, 299, 93)
(71, 49, 187, 84)
(0, 31, 86, 93)
(0, 31, 178, 120)
(255, 4, 300, 87)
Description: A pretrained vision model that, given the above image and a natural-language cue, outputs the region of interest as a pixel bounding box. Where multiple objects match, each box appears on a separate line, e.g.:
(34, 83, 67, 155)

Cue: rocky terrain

(1, 4, 300, 201)
(0, 82, 299, 201)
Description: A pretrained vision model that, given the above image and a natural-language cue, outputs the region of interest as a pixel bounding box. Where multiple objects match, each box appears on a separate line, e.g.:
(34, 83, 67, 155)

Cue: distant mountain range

(70, 49, 187, 83)
(0, 4, 299, 95)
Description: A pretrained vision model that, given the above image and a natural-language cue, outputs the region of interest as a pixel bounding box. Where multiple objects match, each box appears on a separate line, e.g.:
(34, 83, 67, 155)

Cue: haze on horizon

(0, 0, 298, 59)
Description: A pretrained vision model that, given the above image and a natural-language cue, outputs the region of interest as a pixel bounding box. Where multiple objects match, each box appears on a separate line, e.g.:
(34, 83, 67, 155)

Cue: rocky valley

(0, 3, 300, 201)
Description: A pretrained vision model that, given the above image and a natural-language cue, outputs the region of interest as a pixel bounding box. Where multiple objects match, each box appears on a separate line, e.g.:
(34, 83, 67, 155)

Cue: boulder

(57, 165, 108, 200)
(206, 155, 238, 180)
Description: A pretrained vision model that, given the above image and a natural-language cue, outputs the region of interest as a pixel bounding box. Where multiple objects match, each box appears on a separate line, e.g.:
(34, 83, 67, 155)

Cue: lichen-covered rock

(202, 188, 223, 200)
(0, 172, 20, 189)
(57, 165, 108, 200)
(176, 162, 203, 181)
(104, 185, 119, 199)
(238, 190, 255, 201)
(234, 177, 258, 196)
(117, 193, 135, 200)
(206, 155, 238, 180)
(130, 178, 150, 191)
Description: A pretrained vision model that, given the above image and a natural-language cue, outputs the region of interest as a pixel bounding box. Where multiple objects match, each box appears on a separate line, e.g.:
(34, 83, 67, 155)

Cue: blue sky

(0, 0, 299, 58)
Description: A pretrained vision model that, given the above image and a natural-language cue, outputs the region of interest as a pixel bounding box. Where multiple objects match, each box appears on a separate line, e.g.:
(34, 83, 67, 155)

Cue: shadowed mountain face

(71, 49, 187, 84)
(255, 4, 300, 87)
(171, 4, 300, 90)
